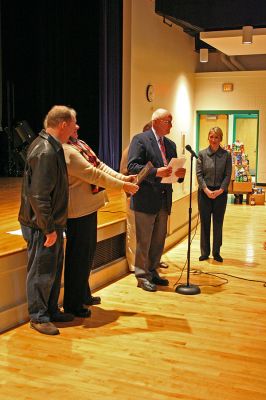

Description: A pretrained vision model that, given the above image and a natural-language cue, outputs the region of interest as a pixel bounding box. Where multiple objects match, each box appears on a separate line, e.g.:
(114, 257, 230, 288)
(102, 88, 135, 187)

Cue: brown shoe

(30, 321, 60, 335)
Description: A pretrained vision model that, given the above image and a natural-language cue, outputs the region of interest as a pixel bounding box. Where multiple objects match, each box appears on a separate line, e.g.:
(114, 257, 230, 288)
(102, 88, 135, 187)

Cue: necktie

(158, 137, 168, 166)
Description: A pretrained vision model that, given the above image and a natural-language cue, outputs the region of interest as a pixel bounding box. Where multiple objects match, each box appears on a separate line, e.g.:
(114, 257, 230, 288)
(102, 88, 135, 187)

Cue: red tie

(158, 137, 168, 166)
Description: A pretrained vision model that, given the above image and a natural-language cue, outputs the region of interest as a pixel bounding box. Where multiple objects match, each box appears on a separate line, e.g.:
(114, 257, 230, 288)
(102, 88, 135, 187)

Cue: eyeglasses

(160, 119, 172, 125)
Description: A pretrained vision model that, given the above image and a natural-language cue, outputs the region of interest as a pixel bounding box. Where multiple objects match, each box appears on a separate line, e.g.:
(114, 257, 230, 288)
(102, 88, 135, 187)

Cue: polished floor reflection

(1, 201, 266, 400)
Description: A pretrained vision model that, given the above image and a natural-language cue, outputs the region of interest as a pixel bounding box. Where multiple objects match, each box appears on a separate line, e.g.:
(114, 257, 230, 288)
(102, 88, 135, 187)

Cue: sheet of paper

(161, 157, 186, 184)
(7, 229, 22, 235)
(6, 229, 66, 238)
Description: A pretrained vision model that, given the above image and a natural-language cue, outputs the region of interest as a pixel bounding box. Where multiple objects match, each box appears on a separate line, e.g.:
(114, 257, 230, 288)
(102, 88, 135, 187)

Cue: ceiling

(155, 0, 266, 58)
(200, 28, 266, 56)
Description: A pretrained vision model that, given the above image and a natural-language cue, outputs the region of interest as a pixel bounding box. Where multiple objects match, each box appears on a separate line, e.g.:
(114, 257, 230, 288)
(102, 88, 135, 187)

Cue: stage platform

(0, 177, 127, 257)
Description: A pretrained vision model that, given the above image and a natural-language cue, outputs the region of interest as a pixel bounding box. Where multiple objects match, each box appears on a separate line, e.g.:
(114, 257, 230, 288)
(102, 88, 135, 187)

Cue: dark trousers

(63, 212, 97, 312)
(198, 189, 227, 257)
(21, 224, 64, 322)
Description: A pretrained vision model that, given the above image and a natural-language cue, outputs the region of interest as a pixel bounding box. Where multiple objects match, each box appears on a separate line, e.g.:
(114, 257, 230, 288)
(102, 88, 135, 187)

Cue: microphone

(185, 144, 198, 159)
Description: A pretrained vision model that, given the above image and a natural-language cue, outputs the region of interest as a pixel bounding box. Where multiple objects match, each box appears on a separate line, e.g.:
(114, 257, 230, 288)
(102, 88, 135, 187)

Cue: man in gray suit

(128, 109, 186, 292)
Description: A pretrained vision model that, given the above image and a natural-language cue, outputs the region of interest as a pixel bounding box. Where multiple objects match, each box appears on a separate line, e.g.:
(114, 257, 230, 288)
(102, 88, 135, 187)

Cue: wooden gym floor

(0, 179, 266, 400)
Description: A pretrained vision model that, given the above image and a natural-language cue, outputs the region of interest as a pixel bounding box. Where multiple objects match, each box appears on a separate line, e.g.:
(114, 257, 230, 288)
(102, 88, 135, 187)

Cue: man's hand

(156, 166, 172, 178)
(123, 174, 137, 183)
(175, 168, 186, 179)
(123, 182, 139, 195)
(44, 231, 57, 247)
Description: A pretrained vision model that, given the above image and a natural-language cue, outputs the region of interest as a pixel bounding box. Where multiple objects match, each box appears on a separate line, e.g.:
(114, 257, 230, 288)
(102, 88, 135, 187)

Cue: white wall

(122, 0, 198, 200)
(195, 71, 266, 183)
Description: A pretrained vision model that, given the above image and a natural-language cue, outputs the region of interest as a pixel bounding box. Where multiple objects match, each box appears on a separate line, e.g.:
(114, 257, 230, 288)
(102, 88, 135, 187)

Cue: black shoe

(65, 308, 92, 318)
(50, 311, 74, 322)
(199, 255, 209, 261)
(151, 270, 169, 286)
(84, 296, 101, 306)
(137, 279, 157, 292)
(213, 254, 223, 262)
(151, 276, 169, 286)
(30, 321, 59, 335)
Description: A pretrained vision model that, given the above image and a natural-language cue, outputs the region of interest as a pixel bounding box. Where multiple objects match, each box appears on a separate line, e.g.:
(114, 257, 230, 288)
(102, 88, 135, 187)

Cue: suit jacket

(127, 129, 177, 215)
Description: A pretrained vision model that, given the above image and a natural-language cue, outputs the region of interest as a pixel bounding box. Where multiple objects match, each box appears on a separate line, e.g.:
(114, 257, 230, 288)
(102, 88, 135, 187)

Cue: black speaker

(14, 120, 37, 145)
(12, 121, 37, 168)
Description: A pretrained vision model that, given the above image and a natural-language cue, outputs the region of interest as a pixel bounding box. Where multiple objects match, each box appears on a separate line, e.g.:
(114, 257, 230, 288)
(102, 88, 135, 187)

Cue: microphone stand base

(175, 284, 201, 295)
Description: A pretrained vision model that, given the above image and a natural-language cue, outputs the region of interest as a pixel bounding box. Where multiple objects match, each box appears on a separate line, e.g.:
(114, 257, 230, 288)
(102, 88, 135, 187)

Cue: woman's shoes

(199, 255, 209, 261)
(65, 308, 91, 318)
(199, 254, 223, 262)
(213, 254, 223, 262)
(84, 296, 101, 306)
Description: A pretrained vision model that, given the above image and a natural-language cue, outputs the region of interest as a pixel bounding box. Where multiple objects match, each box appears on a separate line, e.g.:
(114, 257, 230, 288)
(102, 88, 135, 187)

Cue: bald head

(44, 105, 78, 144)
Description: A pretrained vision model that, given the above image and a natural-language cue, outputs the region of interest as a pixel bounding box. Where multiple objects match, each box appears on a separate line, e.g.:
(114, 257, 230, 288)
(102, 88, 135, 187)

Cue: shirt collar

(152, 127, 163, 143)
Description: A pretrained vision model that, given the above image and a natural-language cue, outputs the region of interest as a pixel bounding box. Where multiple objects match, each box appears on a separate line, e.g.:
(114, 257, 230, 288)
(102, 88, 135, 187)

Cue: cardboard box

(247, 192, 265, 205)
(228, 180, 233, 193)
(232, 181, 252, 193)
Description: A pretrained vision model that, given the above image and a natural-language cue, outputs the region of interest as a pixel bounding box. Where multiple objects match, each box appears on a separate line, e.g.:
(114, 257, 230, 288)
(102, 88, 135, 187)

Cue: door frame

(196, 110, 259, 180)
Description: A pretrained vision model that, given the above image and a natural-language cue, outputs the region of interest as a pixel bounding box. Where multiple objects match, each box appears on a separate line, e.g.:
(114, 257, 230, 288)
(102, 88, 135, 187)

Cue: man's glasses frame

(159, 119, 172, 125)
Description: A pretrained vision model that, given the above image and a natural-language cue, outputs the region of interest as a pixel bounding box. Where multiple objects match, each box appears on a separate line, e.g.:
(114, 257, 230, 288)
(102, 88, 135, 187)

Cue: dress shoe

(65, 308, 91, 318)
(151, 276, 169, 286)
(84, 296, 101, 306)
(159, 261, 168, 269)
(213, 254, 223, 262)
(199, 255, 209, 261)
(30, 321, 59, 335)
(137, 280, 157, 292)
(50, 310, 74, 322)
(151, 270, 169, 286)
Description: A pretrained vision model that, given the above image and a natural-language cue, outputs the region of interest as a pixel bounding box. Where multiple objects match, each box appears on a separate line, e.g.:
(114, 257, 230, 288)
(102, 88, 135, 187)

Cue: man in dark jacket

(128, 109, 186, 292)
(18, 105, 79, 335)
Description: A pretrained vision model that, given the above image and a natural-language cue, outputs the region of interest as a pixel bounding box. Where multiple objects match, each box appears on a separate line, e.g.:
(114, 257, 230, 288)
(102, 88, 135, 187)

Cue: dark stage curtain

(1, 0, 100, 175)
(1, 0, 123, 176)
(98, 0, 123, 170)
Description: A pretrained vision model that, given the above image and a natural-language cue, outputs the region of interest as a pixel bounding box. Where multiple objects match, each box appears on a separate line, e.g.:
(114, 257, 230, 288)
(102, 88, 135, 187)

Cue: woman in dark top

(196, 127, 232, 262)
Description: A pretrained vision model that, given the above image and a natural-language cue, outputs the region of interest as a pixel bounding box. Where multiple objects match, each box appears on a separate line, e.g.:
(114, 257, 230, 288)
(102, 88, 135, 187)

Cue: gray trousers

(21, 225, 64, 322)
(134, 209, 168, 281)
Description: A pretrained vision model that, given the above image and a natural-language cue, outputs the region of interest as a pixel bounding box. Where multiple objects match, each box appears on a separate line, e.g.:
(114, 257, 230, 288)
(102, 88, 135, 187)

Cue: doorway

(196, 110, 259, 180)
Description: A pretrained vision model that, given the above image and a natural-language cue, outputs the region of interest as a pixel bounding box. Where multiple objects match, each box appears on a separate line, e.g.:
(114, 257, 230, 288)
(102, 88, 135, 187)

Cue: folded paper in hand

(136, 161, 154, 184)
(161, 157, 186, 184)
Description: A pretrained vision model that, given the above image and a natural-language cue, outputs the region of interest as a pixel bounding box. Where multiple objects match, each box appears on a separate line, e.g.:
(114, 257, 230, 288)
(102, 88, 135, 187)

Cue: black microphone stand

(175, 151, 201, 295)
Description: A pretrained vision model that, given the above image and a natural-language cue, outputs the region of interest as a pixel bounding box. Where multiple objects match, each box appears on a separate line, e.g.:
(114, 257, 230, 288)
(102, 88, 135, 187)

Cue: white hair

(151, 108, 171, 121)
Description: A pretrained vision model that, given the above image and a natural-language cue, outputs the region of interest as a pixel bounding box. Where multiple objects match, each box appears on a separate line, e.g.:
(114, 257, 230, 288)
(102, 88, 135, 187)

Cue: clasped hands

(204, 187, 224, 199)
